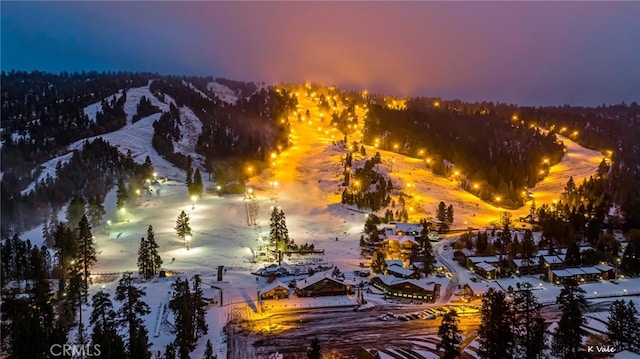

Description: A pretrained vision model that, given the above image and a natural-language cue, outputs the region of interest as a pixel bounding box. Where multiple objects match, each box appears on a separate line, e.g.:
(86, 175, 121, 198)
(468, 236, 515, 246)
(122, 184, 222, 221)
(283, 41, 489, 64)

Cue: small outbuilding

(259, 281, 290, 300)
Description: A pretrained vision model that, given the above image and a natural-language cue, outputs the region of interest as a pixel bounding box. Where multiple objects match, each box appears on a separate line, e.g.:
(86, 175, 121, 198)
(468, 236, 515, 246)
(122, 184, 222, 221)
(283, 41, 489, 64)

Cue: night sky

(2, 1, 639, 106)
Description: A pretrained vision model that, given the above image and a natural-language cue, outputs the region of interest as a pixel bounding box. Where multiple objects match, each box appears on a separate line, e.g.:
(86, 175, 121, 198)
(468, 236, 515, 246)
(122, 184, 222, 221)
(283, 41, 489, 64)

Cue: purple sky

(2, 1, 639, 106)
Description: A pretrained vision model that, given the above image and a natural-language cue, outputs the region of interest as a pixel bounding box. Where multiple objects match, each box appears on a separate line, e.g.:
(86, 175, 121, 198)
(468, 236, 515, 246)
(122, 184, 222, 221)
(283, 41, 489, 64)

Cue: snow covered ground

(207, 81, 239, 105)
(17, 86, 614, 358)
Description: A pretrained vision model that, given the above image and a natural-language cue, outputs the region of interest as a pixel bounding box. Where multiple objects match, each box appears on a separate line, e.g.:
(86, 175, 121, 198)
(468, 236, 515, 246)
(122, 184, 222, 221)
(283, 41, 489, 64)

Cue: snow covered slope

(207, 81, 238, 104)
(22, 82, 205, 194)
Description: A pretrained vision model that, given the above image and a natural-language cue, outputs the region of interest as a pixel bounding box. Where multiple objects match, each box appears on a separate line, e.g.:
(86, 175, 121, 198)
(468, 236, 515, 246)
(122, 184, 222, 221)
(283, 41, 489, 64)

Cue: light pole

(119, 207, 126, 222)
(269, 181, 279, 202)
(191, 195, 197, 210)
(106, 220, 111, 235)
(406, 183, 412, 197)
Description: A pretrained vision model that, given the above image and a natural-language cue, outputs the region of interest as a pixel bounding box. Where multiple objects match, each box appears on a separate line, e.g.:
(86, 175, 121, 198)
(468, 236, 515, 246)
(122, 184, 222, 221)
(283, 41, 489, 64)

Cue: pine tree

(117, 178, 129, 210)
(437, 309, 461, 359)
(521, 230, 537, 268)
(137, 236, 148, 279)
(529, 200, 537, 223)
(192, 275, 208, 339)
(552, 278, 588, 358)
(76, 214, 97, 302)
(3, 246, 66, 358)
(371, 250, 387, 274)
(164, 343, 177, 359)
(564, 241, 581, 266)
(420, 219, 436, 276)
(511, 288, 546, 359)
(53, 223, 77, 298)
(269, 207, 290, 265)
(607, 300, 640, 352)
(170, 278, 195, 358)
(621, 229, 640, 275)
(185, 167, 193, 194)
(115, 272, 152, 359)
(478, 288, 514, 358)
(90, 291, 126, 358)
(307, 337, 322, 359)
(436, 201, 448, 232)
(192, 168, 203, 196)
(146, 225, 162, 278)
(66, 194, 86, 228)
(87, 195, 106, 227)
(203, 339, 215, 359)
(446, 204, 454, 227)
(175, 211, 192, 248)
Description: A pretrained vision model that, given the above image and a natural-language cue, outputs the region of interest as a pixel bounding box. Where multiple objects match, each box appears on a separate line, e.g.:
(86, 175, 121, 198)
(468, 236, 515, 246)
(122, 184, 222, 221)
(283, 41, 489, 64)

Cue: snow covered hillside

(207, 81, 238, 104)
(16, 85, 609, 359)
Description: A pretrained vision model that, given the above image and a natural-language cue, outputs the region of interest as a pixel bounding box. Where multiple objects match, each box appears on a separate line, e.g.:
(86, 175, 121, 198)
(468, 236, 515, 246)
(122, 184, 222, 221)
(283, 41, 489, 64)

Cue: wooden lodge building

(258, 281, 290, 300)
(371, 275, 440, 302)
(295, 272, 351, 297)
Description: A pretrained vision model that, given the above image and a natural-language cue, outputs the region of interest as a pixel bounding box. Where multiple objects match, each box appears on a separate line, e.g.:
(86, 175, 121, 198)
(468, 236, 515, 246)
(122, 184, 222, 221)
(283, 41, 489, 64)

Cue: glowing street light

(106, 220, 111, 235)
(473, 183, 479, 190)
(191, 195, 197, 209)
(153, 172, 158, 181)
(406, 183, 413, 197)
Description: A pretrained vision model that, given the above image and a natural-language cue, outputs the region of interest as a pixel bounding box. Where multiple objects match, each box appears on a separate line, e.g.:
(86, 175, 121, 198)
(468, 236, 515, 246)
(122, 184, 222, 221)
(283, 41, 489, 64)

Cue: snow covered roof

(456, 248, 474, 257)
(580, 266, 601, 275)
(385, 259, 403, 267)
(475, 262, 497, 272)
(377, 222, 422, 235)
(551, 269, 573, 278)
(565, 267, 586, 276)
(465, 281, 501, 294)
(542, 255, 564, 264)
(512, 257, 540, 267)
(538, 248, 565, 256)
(296, 271, 345, 290)
(595, 264, 614, 272)
(384, 235, 418, 245)
(468, 255, 500, 264)
(259, 281, 289, 295)
(386, 265, 415, 277)
(374, 275, 435, 291)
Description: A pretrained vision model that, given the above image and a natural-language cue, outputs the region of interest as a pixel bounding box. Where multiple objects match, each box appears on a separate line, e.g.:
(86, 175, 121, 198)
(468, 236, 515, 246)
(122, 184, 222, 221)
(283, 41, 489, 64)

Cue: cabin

(371, 275, 440, 302)
(511, 257, 542, 275)
(594, 264, 615, 280)
(295, 272, 351, 297)
(465, 255, 500, 270)
(386, 264, 419, 279)
(462, 281, 503, 299)
(474, 262, 498, 280)
(383, 235, 419, 259)
(550, 266, 601, 285)
(253, 264, 291, 277)
(259, 281, 290, 300)
(540, 255, 565, 269)
(377, 222, 423, 238)
(453, 249, 474, 266)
